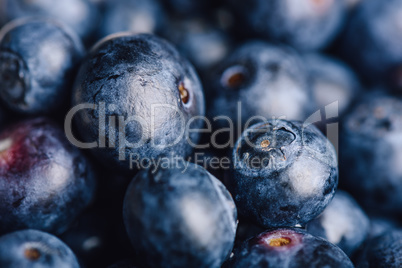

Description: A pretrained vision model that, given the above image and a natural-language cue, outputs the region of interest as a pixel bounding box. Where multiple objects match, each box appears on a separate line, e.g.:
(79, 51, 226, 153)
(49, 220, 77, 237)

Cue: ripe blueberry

(229, 119, 338, 228)
(0, 117, 96, 234)
(225, 228, 354, 268)
(0, 19, 84, 115)
(123, 162, 237, 268)
(0, 229, 80, 268)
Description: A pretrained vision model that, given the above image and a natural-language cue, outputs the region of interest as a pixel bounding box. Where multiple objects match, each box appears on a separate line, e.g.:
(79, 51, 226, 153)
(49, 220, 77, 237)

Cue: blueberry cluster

(0, 0, 401, 267)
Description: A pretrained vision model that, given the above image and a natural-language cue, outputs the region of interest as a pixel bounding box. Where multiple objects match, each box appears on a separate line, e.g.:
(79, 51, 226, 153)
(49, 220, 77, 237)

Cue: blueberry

(368, 217, 400, 240)
(306, 190, 370, 256)
(161, 17, 232, 70)
(227, 0, 346, 51)
(340, 92, 402, 216)
(205, 41, 313, 140)
(303, 53, 360, 116)
(99, 0, 165, 38)
(0, 229, 79, 268)
(341, 0, 402, 87)
(72, 33, 205, 172)
(0, 117, 96, 234)
(229, 119, 338, 228)
(0, 0, 100, 41)
(225, 228, 354, 268)
(0, 19, 84, 115)
(123, 162, 237, 268)
(355, 230, 402, 268)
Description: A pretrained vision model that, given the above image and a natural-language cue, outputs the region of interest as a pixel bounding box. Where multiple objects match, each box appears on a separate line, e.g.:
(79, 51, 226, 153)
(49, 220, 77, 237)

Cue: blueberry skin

(162, 17, 232, 71)
(368, 217, 400, 239)
(0, 0, 100, 41)
(99, 0, 165, 38)
(225, 228, 354, 268)
(341, 0, 402, 86)
(229, 120, 338, 228)
(0, 117, 96, 235)
(206, 41, 313, 133)
(0, 229, 79, 268)
(0, 19, 84, 115)
(72, 33, 205, 172)
(123, 162, 237, 268)
(306, 190, 370, 256)
(340, 93, 402, 216)
(303, 53, 360, 116)
(227, 0, 346, 51)
(355, 230, 402, 268)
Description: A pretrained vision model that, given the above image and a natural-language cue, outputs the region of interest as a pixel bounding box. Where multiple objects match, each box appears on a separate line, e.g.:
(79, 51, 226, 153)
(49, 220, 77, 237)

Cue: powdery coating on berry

(206, 41, 313, 134)
(227, 0, 345, 51)
(0, 0, 100, 41)
(230, 120, 338, 228)
(0, 18, 85, 114)
(0, 229, 79, 268)
(341, 93, 402, 215)
(303, 53, 360, 115)
(99, 0, 164, 38)
(306, 190, 370, 256)
(341, 0, 402, 84)
(0, 118, 96, 235)
(72, 33, 205, 172)
(227, 228, 354, 268)
(355, 230, 402, 268)
(123, 162, 237, 268)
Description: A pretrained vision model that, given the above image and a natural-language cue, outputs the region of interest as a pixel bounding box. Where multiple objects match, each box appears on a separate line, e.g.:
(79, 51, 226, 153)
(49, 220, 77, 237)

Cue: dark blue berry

(225, 228, 354, 268)
(0, 117, 96, 234)
(303, 53, 360, 116)
(341, 0, 402, 87)
(0, 0, 100, 41)
(340, 92, 402, 216)
(0, 229, 79, 268)
(0, 19, 84, 115)
(306, 190, 370, 256)
(205, 41, 313, 139)
(123, 162, 237, 268)
(99, 0, 165, 38)
(162, 17, 232, 71)
(227, 0, 346, 51)
(72, 33, 205, 172)
(355, 230, 402, 268)
(229, 119, 338, 228)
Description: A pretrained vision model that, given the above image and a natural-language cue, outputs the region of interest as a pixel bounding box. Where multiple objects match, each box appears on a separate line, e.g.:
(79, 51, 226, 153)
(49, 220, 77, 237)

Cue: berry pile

(0, 0, 401, 267)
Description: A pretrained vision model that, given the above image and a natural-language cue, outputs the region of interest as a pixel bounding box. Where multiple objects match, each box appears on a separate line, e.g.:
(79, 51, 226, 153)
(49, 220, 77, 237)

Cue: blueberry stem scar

(24, 248, 41, 261)
(269, 237, 291, 247)
(260, 140, 270, 148)
(178, 81, 189, 104)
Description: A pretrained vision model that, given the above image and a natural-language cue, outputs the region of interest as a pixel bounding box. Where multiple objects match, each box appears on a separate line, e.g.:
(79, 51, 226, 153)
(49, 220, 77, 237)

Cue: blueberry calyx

(268, 237, 291, 247)
(258, 229, 303, 250)
(24, 248, 41, 261)
(235, 123, 296, 170)
(178, 81, 190, 104)
(220, 65, 248, 89)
